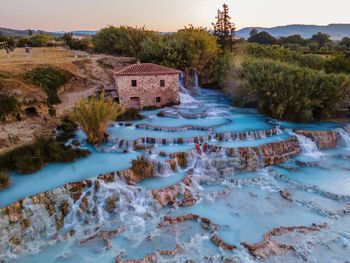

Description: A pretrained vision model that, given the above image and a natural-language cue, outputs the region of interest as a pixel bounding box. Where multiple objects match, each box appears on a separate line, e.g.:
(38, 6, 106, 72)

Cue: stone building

(114, 62, 181, 109)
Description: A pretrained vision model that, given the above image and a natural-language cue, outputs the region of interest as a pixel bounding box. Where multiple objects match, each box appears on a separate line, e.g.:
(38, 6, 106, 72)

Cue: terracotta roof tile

(114, 63, 181, 76)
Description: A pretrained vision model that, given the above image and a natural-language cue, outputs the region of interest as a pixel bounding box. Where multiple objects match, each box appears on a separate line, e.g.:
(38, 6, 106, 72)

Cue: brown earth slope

(0, 47, 134, 153)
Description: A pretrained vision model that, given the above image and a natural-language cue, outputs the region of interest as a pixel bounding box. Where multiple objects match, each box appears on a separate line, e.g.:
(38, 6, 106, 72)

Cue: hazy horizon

(1, 0, 350, 32)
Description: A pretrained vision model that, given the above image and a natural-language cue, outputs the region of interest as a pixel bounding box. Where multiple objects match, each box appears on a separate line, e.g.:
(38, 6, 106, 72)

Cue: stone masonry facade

(114, 63, 180, 109)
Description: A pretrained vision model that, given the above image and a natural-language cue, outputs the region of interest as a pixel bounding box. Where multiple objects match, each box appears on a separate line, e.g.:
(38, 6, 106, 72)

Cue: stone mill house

(112, 62, 181, 109)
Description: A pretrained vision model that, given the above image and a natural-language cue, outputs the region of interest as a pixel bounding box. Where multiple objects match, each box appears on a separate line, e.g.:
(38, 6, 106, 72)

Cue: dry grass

(72, 92, 125, 145)
(0, 47, 89, 76)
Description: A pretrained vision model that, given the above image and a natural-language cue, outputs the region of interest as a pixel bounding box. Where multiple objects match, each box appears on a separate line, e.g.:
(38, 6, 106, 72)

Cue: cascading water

(295, 133, 324, 158)
(179, 83, 197, 104)
(3, 85, 350, 263)
(337, 127, 350, 149)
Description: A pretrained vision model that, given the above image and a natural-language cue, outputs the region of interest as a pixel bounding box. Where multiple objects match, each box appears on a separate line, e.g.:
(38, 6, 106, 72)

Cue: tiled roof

(114, 63, 181, 76)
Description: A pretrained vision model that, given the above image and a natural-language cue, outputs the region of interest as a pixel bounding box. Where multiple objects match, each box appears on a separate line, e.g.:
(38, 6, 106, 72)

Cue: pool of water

(0, 148, 139, 207)
(210, 132, 292, 148)
(106, 125, 208, 140)
(2, 87, 350, 263)
(135, 116, 229, 128)
(214, 115, 275, 133)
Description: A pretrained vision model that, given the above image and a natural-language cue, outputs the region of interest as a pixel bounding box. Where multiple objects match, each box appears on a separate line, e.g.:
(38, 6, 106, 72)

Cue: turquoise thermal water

(3, 86, 350, 263)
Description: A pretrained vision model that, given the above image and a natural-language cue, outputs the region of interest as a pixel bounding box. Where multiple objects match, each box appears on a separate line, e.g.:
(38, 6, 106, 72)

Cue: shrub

(116, 108, 144, 121)
(0, 137, 90, 174)
(236, 59, 349, 121)
(0, 172, 10, 190)
(72, 92, 125, 145)
(56, 116, 78, 142)
(24, 67, 73, 105)
(0, 94, 18, 121)
(131, 155, 153, 179)
(156, 112, 165, 117)
(246, 44, 325, 71)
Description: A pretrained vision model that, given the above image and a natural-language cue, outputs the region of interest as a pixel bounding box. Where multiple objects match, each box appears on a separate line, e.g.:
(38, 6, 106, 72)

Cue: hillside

(0, 27, 62, 38)
(236, 24, 350, 40)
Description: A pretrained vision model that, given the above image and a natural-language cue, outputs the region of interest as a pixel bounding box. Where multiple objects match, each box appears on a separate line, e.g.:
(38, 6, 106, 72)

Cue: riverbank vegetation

(0, 137, 90, 174)
(72, 92, 125, 144)
(24, 67, 73, 105)
(0, 172, 10, 190)
(116, 108, 144, 121)
(234, 59, 349, 121)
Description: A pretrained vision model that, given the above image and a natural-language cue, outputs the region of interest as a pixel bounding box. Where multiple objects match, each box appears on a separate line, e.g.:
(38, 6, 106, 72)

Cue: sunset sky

(1, 0, 349, 32)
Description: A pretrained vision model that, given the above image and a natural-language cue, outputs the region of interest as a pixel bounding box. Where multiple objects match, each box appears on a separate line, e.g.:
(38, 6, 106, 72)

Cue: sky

(1, 0, 349, 32)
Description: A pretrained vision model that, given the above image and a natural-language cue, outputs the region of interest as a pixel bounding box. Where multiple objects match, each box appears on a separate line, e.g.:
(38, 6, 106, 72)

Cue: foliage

(0, 94, 18, 121)
(140, 26, 220, 88)
(212, 3, 236, 51)
(235, 59, 349, 122)
(248, 31, 277, 45)
(340, 37, 350, 50)
(311, 32, 331, 49)
(0, 137, 90, 174)
(246, 44, 325, 70)
(72, 92, 125, 145)
(93, 26, 158, 57)
(324, 54, 350, 74)
(56, 116, 78, 142)
(17, 33, 54, 47)
(24, 67, 73, 104)
(116, 108, 144, 121)
(199, 52, 233, 89)
(131, 155, 153, 178)
(61, 33, 91, 51)
(0, 35, 15, 47)
(0, 172, 10, 190)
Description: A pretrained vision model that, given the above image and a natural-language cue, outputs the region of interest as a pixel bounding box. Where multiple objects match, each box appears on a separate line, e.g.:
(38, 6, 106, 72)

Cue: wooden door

(130, 97, 140, 109)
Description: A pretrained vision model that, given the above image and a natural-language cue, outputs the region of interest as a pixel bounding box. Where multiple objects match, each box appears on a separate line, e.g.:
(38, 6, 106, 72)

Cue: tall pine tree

(212, 4, 236, 51)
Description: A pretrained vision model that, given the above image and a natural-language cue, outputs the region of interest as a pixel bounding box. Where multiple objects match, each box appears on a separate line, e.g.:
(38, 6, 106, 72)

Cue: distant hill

(0, 27, 62, 38)
(236, 24, 350, 40)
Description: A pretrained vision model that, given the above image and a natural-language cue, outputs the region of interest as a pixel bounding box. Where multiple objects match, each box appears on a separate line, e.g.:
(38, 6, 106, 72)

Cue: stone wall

(115, 74, 180, 109)
(294, 130, 339, 149)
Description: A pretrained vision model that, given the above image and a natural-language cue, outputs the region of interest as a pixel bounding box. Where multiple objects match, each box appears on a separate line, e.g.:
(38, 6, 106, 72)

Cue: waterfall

(179, 83, 197, 104)
(194, 70, 199, 87)
(295, 133, 324, 158)
(337, 127, 350, 149)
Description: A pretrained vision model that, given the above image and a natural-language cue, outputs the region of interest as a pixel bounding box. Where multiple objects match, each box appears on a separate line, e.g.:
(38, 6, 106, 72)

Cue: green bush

(246, 44, 325, 71)
(324, 55, 350, 74)
(56, 116, 78, 142)
(116, 108, 144, 121)
(24, 67, 73, 105)
(0, 94, 18, 121)
(236, 59, 349, 122)
(0, 137, 90, 174)
(0, 172, 10, 190)
(131, 155, 153, 179)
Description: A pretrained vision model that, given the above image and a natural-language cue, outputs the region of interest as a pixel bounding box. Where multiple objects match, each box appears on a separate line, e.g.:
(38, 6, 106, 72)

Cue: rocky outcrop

(241, 223, 328, 259)
(209, 136, 301, 172)
(80, 225, 125, 248)
(151, 177, 198, 206)
(294, 130, 339, 150)
(211, 234, 237, 250)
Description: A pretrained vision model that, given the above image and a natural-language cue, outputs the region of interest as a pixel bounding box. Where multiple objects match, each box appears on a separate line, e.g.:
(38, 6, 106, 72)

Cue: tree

(311, 32, 331, 49)
(248, 31, 276, 45)
(93, 26, 158, 57)
(249, 28, 258, 37)
(72, 92, 125, 145)
(28, 29, 33, 36)
(212, 3, 236, 51)
(340, 37, 350, 50)
(235, 59, 349, 121)
(140, 26, 220, 88)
